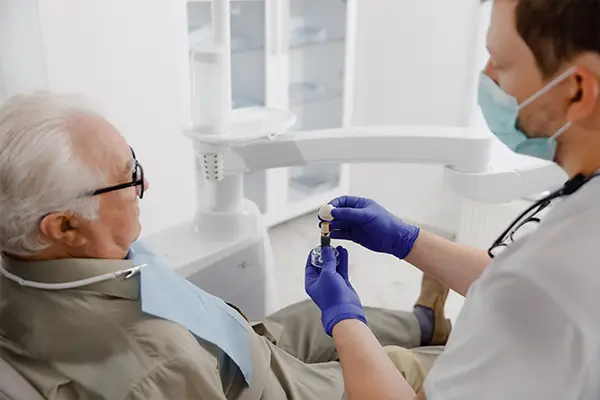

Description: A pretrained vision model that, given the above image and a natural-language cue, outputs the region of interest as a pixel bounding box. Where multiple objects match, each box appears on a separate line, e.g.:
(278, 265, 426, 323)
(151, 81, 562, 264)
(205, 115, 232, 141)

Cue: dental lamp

(142, 0, 566, 320)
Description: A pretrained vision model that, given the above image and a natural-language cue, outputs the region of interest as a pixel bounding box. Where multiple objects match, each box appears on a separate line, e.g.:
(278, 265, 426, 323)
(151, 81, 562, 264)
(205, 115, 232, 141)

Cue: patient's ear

(39, 212, 87, 248)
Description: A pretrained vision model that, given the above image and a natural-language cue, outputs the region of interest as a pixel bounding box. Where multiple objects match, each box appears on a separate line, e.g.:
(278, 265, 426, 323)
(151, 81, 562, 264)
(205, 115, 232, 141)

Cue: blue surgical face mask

(477, 67, 576, 161)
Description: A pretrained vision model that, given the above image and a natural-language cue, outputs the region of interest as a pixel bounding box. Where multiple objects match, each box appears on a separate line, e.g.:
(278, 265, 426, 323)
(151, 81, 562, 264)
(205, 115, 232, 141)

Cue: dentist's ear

(566, 67, 599, 122)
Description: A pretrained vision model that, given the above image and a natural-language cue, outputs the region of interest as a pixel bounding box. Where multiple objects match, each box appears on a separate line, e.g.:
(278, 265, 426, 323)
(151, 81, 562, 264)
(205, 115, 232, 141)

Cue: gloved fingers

(305, 265, 321, 289)
(327, 220, 352, 231)
(305, 252, 321, 283)
(330, 207, 368, 223)
(329, 229, 352, 241)
(335, 246, 349, 280)
(320, 246, 337, 275)
(329, 196, 348, 208)
(329, 195, 369, 209)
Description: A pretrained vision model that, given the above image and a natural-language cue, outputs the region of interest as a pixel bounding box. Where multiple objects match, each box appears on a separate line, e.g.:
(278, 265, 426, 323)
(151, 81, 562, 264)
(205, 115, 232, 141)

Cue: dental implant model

(309, 204, 339, 268)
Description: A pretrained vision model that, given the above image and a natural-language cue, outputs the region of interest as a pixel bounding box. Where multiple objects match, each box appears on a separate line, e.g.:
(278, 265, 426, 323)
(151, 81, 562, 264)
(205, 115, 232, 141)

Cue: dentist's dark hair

(483, 0, 600, 77)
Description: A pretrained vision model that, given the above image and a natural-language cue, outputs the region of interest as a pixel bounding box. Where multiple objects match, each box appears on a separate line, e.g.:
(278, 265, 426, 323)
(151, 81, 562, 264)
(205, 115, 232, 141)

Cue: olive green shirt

(0, 256, 345, 400)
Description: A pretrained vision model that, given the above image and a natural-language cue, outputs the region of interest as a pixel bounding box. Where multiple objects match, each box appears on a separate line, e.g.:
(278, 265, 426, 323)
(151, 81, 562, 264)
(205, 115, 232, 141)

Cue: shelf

(288, 165, 342, 204)
(188, 29, 264, 54)
(232, 97, 263, 109)
(231, 34, 264, 54)
(289, 82, 342, 106)
(290, 38, 345, 50)
(187, 0, 264, 3)
(232, 46, 264, 55)
(290, 97, 344, 131)
(187, 0, 265, 53)
(185, 107, 296, 144)
(288, 182, 337, 203)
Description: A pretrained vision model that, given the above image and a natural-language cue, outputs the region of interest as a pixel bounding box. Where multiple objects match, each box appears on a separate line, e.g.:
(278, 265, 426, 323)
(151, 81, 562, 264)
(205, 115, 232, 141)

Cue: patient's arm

(405, 230, 491, 296)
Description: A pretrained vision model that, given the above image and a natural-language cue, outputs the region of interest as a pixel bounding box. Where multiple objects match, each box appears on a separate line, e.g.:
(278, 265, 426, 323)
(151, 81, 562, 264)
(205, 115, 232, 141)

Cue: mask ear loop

(545, 120, 572, 157)
(518, 66, 578, 111)
(550, 121, 573, 141)
(519, 67, 577, 154)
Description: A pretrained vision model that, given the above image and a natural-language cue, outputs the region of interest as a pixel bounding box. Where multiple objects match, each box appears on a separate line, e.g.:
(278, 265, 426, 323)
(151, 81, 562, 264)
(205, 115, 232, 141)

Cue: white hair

(0, 91, 106, 256)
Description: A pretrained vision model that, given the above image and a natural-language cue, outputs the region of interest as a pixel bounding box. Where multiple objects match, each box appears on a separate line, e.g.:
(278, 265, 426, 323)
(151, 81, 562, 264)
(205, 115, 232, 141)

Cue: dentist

(305, 0, 600, 398)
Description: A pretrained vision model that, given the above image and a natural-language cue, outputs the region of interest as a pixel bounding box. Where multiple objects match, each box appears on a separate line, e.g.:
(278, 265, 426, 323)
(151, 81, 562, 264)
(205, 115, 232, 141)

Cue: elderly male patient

(0, 92, 449, 399)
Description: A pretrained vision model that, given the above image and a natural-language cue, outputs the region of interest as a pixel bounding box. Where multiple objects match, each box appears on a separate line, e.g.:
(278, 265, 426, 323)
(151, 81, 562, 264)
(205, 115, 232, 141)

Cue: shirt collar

(0, 255, 140, 300)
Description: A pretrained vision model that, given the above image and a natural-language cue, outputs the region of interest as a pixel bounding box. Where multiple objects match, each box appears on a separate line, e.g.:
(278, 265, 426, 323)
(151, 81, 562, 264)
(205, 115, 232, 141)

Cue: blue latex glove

(305, 245, 366, 336)
(326, 196, 420, 260)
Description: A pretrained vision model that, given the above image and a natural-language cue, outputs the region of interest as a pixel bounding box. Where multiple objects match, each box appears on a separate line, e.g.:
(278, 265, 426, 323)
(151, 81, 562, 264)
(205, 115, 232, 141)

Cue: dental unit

(134, 0, 567, 320)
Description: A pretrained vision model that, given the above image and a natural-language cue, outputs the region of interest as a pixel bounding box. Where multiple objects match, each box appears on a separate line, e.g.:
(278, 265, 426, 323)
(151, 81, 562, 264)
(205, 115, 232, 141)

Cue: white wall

(0, 0, 48, 99)
(36, 1, 196, 237)
(0, 0, 196, 236)
(350, 0, 483, 233)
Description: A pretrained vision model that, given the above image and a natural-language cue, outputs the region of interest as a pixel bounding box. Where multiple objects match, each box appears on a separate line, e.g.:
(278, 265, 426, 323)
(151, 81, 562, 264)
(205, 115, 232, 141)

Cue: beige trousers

(261, 300, 444, 392)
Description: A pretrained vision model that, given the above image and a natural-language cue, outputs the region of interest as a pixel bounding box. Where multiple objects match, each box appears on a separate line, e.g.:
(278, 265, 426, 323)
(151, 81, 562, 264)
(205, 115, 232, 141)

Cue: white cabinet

(186, 0, 355, 227)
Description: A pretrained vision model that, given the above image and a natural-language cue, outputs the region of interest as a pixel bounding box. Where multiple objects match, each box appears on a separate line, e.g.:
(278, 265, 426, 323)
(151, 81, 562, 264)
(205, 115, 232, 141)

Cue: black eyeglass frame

(487, 173, 598, 258)
(88, 147, 145, 199)
(487, 198, 551, 258)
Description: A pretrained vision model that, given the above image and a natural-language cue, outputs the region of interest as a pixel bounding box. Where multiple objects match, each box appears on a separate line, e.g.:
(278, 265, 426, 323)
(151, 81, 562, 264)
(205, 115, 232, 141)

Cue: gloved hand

(326, 196, 420, 260)
(305, 245, 366, 336)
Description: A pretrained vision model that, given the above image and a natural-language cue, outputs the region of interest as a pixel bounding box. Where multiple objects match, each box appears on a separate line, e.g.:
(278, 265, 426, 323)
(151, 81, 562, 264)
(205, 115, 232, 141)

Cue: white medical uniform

(424, 178, 600, 399)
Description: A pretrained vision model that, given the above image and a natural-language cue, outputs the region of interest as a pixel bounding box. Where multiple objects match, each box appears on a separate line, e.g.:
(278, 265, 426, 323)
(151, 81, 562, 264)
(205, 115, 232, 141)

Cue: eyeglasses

(88, 147, 146, 199)
(488, 173, 596, 258)
(487, 199, 551, 257)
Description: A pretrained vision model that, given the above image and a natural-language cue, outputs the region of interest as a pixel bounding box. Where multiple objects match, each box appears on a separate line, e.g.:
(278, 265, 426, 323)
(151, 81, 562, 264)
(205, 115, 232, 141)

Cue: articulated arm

(212, 126, 566, 203)
(188, 106, 566, 204)
(208, 125, 566, 203)
(221, 126, 491, 174)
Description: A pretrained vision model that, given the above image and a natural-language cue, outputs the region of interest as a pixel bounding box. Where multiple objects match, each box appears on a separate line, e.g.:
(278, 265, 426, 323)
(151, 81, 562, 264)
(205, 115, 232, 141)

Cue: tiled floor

(268, 213, 466, 323)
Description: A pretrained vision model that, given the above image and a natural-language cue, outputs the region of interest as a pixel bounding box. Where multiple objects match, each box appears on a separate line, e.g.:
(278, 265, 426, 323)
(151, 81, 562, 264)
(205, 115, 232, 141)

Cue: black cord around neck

(487, 172, 600, 258)
(559, 173, 588, 195)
